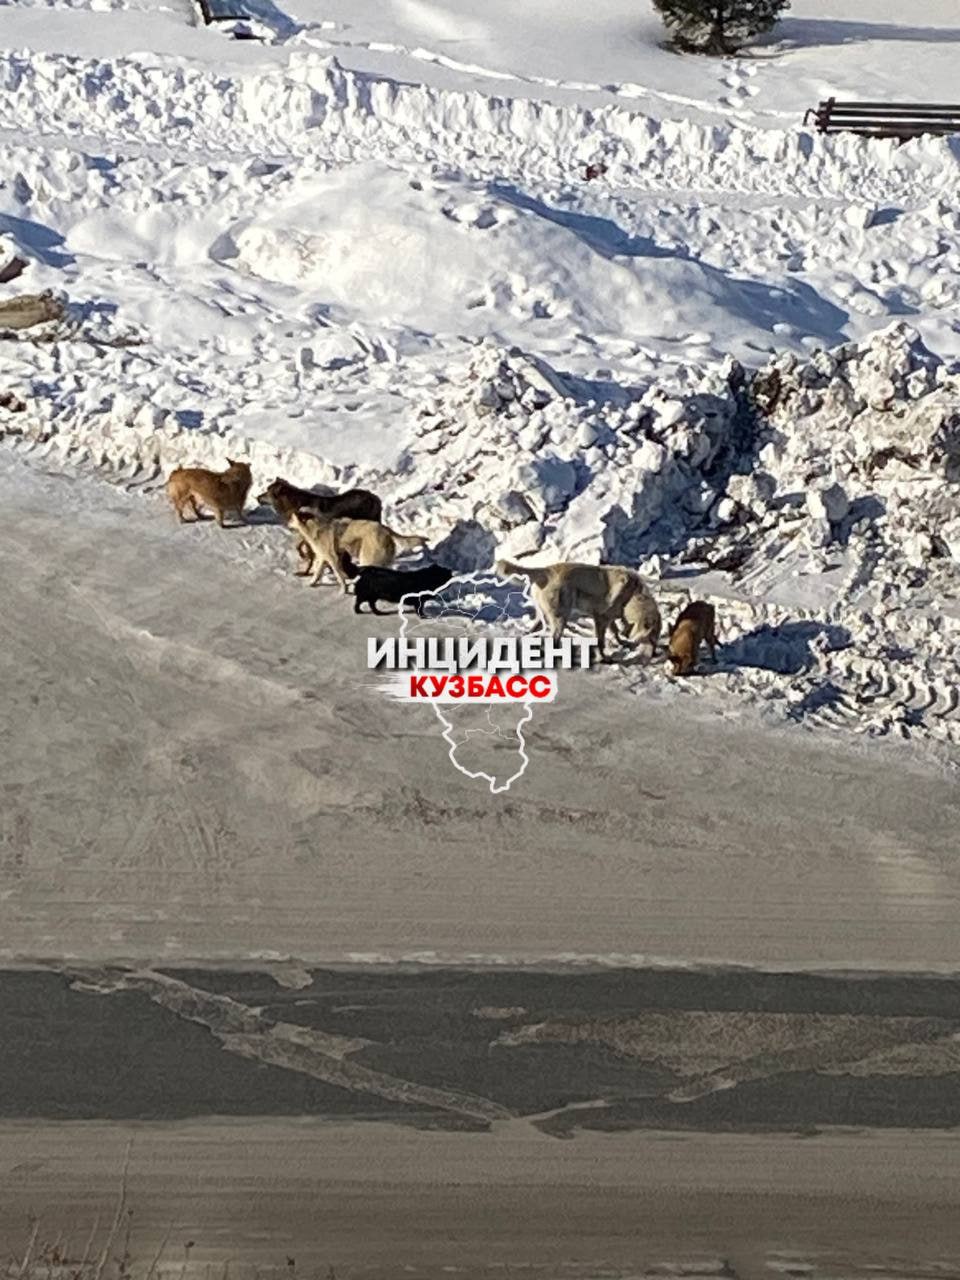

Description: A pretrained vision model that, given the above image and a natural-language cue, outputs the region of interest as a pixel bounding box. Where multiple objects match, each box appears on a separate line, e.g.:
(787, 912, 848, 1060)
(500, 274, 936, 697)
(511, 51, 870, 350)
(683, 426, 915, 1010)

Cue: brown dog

(166, 459, 252, 528)
(258, 477, 383, 524)
(668, 601, 719, 675)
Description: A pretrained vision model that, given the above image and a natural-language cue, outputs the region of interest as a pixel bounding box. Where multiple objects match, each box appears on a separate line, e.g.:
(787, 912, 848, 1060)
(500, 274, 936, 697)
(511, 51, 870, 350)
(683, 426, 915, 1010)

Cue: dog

(287, 512, 429, 590)
(166, 459, 252, 528)
(259, 478, 384, 572)
(612, 591, 662, 653)
(495, 559, 651, 660)
(668, 601, 719, 675)
(258, 477, 383, 523)
(353, 563, 453, 615)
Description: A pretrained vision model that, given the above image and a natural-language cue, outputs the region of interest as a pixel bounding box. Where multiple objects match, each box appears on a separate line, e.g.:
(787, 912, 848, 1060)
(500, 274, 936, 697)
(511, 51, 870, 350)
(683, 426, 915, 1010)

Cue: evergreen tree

(652, 0, 790, 55)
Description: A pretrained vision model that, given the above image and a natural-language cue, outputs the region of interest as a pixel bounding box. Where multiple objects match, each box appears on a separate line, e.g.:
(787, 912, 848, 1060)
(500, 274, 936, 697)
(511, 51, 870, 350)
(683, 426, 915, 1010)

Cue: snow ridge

(3, 49, 960, 206)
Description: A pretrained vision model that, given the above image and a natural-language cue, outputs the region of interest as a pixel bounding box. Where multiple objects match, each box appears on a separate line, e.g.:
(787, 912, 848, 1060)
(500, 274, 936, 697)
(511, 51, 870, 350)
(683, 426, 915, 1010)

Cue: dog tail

(286, 510, 310, 537)
(495, 559, 550, 588)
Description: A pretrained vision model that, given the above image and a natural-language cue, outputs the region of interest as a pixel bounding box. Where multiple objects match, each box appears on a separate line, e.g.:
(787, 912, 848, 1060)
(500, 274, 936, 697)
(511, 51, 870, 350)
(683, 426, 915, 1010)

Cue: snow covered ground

(1, 0, 959, 752)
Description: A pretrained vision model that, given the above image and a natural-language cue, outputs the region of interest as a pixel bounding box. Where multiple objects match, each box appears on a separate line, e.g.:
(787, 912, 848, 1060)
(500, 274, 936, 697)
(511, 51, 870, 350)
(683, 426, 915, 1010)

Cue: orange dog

(166, 459, 252, 528)
(668, 601, 718, 675)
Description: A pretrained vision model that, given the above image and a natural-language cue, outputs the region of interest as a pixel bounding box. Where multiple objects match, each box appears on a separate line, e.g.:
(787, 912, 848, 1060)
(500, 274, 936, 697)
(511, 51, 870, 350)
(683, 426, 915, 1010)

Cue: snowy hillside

(1, 0, 959, 748)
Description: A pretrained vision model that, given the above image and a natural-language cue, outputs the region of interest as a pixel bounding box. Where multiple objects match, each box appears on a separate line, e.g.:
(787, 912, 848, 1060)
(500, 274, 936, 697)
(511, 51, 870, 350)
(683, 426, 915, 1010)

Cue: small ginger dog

(668, 601, 719, 675)
(166, 459, 252, 528)
(287, 511, 428, 591)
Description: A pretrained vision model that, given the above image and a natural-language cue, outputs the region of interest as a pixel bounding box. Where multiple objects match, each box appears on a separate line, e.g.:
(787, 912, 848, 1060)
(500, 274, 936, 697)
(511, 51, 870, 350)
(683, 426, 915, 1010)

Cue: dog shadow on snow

(415, 520, 536, 624)
(712, 620, 852, 677)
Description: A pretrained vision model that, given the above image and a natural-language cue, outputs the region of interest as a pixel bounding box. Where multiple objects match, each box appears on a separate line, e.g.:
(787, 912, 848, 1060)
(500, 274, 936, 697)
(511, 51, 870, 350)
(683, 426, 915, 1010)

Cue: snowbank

(4, 321, 959, 745)
(3, 2, 960, 752)
(3, 48, 959, 208)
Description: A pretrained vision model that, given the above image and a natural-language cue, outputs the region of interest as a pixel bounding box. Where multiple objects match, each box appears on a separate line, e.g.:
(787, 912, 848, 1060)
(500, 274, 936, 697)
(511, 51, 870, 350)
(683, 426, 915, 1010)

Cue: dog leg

(293, 539, 313, 576)
(330, 558, 350, 593)
(594, 615, 609, 663)
(308, 556, 332, 584)
(310, 556, 328, 588)
(525, 599, 549, 634)
(528, 602, 558, 638)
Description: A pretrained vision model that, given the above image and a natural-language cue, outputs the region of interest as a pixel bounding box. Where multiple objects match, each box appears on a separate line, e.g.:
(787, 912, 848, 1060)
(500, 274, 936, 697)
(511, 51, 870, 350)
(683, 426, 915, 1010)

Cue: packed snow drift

(1, 0, 959, 750)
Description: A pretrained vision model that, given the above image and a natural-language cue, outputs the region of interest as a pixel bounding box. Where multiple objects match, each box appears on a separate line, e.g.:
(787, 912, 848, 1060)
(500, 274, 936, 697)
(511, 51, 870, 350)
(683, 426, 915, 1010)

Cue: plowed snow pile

(1, 0, 959, 752)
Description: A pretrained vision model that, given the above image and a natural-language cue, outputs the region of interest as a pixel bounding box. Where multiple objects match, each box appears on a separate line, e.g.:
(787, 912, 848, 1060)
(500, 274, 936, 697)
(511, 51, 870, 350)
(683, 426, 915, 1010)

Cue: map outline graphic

(393, 570, 540, 795)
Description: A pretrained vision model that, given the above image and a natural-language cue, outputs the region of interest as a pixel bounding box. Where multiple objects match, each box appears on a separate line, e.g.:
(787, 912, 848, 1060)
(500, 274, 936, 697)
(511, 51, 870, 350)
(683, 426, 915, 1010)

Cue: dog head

(668, 651, 692, 676)
(423, 564, 454, 589)
(259, 480, 301, 516)
(257, 478, 281, 506)
(339, 551, 360, 580)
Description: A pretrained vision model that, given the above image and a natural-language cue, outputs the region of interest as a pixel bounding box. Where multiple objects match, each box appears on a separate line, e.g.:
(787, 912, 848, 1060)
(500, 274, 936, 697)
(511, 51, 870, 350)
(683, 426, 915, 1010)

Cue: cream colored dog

(288, 512, 428, 591)
(495, 559, 652, 660)
(612, 591, 662, 653)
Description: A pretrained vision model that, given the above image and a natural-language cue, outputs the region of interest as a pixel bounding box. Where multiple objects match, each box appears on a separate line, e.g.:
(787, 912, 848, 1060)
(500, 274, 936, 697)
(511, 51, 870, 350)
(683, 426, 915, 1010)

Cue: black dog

(258, 477, 383, 523)
(353, 563, 453, 615)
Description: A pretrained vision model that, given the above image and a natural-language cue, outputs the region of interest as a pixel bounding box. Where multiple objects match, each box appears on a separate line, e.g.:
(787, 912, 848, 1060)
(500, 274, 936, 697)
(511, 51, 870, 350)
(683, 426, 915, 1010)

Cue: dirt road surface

(1, 451, 958, 969)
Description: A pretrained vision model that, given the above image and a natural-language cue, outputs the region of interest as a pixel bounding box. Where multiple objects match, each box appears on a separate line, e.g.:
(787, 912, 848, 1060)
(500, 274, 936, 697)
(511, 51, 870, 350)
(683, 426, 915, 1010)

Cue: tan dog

(259, 478, 384, 571)
(495, 559, 651, 660)
(613, 591, 662, 653)
(668, 601, 719, 675)
(288, 512, 428, 591)
(166, 459, 252, 528)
